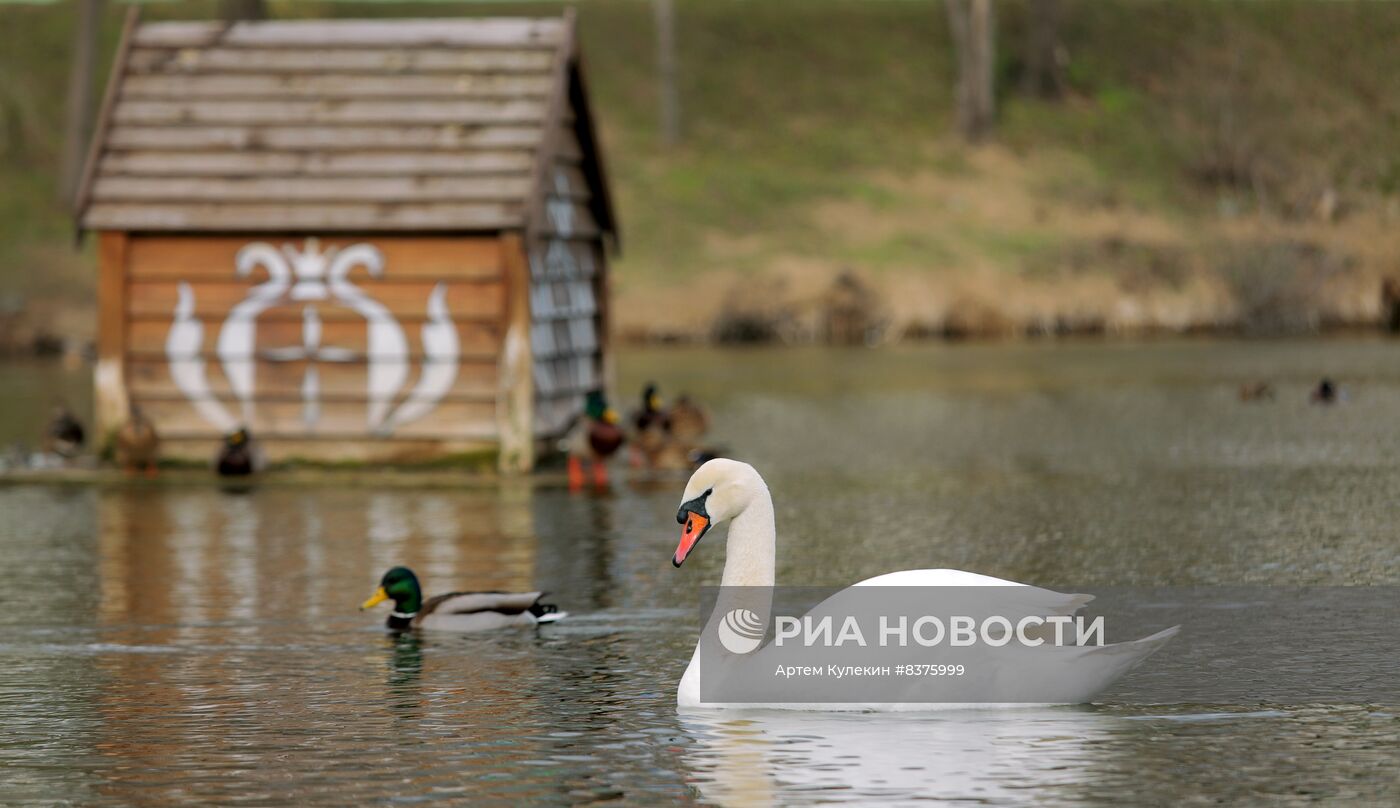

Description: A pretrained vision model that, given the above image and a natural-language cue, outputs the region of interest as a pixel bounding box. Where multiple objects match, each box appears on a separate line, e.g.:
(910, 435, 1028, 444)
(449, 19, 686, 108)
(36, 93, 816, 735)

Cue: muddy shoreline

(2, 305, 1395, 361)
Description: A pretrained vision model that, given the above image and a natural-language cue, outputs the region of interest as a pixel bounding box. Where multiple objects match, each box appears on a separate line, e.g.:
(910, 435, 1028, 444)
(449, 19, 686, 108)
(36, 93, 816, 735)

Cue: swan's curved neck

(719, 483, 776, 588)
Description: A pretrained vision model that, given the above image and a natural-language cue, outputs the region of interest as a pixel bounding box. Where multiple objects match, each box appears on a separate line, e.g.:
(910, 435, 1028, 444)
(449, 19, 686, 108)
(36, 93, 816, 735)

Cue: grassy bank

(2, 0, 1399, 348)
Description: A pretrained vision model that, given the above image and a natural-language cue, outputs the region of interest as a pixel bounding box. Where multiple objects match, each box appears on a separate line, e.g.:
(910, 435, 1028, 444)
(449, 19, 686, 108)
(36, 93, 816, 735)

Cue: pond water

(1, 340, 1398, 805)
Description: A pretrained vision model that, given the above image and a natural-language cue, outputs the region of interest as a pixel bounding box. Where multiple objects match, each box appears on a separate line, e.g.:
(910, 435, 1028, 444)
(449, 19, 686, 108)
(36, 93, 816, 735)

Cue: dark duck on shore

(116, 405, 160, 476)
(562, 390, 625, 489)
(360, 566, 565, 632)
(1310, 378, 1341, 404)
(216, 427, 260, 476)
(45, 405, 85, 459)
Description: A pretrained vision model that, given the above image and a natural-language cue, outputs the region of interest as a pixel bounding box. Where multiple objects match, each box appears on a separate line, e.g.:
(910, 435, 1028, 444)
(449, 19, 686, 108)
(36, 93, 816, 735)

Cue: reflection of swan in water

(679, 707, 1121, 806)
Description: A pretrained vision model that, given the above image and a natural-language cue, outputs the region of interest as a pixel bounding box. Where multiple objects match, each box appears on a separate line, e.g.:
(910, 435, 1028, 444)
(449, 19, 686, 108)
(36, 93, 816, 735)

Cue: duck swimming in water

(360, 566, 566, 632)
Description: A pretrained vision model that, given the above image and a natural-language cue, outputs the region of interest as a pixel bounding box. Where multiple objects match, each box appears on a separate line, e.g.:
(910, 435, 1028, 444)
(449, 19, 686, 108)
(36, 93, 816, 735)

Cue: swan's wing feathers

(423, 591, 544, 616)
(851, 569, 1093, 617)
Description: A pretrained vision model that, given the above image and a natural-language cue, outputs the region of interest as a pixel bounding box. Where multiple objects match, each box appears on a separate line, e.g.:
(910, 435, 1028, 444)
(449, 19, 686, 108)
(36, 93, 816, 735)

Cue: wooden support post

(497, 234, 535, 474)
(95, 231, 130, 449)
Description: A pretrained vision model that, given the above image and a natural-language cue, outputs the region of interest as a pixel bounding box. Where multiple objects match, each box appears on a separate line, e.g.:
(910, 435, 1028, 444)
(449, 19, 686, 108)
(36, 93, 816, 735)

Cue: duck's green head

(360, 566, 423, 614)
(585, 390, 608, 420)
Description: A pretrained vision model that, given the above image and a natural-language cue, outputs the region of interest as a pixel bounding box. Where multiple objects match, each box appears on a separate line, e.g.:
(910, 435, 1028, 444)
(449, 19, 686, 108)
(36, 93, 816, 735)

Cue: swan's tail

(1069, 624, 1179, 700)
(1098, 625, 1180, 658)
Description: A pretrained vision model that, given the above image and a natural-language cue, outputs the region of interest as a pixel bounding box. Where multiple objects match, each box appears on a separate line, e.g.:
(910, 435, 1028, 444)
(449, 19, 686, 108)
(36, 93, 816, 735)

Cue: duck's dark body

(588, 421, 626, 458)
(47, 408, 85, 458)
(218, 447, 254, 476)
(216, 429, 258, 476)
(1311, 379, 1338, 404)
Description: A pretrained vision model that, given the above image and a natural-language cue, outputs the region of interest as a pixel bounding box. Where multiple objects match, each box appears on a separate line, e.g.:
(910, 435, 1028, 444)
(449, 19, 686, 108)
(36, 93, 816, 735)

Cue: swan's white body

(674, 459, 1178, 710)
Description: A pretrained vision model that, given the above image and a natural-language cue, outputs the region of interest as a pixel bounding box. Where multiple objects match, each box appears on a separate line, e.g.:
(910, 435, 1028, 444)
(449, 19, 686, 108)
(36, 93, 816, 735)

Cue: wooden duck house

(75, 12, 617, 472)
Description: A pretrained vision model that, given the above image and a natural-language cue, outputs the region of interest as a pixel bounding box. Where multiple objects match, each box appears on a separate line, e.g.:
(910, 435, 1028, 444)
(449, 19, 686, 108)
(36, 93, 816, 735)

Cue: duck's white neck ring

(391, 610, 417, 619)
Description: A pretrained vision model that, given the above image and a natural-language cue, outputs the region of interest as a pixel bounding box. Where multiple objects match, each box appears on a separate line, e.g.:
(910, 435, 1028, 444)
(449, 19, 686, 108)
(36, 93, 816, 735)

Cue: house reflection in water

(95, 486, 541, 626)
(88, 486, 553, 802)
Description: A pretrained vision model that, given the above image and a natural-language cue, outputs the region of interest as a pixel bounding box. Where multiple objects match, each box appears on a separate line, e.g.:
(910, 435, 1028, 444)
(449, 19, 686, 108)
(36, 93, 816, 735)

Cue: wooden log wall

(529, 121, 606, 440)
(109, 234, 507, 462)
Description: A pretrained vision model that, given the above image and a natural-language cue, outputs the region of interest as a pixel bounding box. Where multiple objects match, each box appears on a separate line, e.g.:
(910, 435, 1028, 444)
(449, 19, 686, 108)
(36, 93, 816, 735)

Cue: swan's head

(673, 458, 766, 567)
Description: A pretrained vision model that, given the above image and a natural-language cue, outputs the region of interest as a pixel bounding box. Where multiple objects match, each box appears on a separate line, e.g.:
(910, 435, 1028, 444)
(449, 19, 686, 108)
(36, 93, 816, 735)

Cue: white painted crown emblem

(165, 238, 460, 435)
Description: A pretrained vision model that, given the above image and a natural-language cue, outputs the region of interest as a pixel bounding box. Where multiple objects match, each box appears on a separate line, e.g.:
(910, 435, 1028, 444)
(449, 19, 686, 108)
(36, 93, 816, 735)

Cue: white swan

(672, 459, 1178, 710)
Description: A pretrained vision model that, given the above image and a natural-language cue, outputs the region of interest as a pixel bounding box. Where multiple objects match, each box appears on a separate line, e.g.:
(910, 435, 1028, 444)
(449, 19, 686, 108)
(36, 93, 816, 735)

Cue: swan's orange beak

(673, 512, 710, 567)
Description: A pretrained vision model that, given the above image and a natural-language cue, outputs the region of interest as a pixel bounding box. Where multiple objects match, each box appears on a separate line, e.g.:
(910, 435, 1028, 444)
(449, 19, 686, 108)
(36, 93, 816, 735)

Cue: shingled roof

(75, 11, 616, 239)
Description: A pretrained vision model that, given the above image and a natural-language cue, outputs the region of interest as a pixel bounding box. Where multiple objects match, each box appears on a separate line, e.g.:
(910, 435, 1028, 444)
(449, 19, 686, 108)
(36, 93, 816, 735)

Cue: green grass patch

(3, 0, 1399, 304)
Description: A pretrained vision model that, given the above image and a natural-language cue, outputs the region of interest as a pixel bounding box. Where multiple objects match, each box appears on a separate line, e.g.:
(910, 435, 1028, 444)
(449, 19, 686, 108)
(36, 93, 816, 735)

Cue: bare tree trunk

(654, 0, 680, 146)
(219, 0, 266, 21)
(1022, 0, 1063, 99)
(945, 0, 995, 142)
(60, 0, 102, 206)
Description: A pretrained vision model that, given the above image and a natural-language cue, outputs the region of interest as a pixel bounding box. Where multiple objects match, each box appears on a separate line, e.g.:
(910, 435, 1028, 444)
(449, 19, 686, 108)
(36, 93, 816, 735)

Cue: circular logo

(716, 608, 766, 654)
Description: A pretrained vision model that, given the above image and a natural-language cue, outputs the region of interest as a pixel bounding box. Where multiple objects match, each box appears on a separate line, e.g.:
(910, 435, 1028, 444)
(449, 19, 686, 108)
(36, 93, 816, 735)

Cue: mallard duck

(629, 383, 671, 469)
(360, 566, 566, 632)
(632, 383, 669, 433)
(561, 389, 625, 490)
(45, 405, 85, 459)
(116, 405, 159, 476)
(216, 427, 259, 476)
(632, 390, 720, 472)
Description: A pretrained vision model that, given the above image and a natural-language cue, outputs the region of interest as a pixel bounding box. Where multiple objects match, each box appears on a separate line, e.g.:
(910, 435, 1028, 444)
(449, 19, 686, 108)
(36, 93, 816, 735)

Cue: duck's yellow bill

(361, 586, 389, 610)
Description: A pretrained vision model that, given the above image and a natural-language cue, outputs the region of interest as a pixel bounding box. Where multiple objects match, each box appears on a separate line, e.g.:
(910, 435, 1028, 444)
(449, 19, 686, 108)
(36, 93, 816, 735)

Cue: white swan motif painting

(165, 238, 460, 435)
